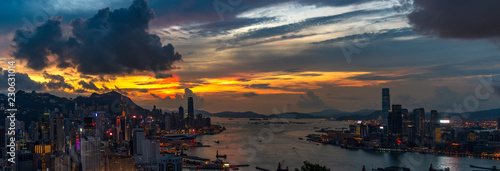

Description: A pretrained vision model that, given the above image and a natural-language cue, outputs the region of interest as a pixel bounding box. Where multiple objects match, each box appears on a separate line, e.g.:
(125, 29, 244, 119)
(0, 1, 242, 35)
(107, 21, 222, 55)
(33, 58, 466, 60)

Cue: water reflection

(185, 118, 500, 170)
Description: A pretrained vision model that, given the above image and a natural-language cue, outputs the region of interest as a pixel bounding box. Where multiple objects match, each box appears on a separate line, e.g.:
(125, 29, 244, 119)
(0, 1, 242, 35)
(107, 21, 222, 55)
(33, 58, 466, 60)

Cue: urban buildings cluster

(313, 88, 500, 158)
(0, 92, 218, 170)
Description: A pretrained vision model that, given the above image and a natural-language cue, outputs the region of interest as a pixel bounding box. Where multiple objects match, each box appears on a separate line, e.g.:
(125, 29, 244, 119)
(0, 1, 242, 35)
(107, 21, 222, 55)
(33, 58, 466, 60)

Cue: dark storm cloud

(154, 72, 173, 79)
(243, 92, 258, 98)
(42, 71, 73, 90)
(237, 78, 250, 82)
(10, 0, 182, 75)
(283, 68, 302, 73)
(11, 18, 67, 70)
(247, 84, 271, 89)
(0, 68, 44, 91)
(408, 0, 500, 39)
(78, 80, 100, 91)
(297, 91, 327, 109)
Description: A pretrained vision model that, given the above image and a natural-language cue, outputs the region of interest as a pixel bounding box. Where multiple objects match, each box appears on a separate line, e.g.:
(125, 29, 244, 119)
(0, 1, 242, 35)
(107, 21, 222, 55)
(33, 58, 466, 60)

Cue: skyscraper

(187, 96, 194, 128)
(133, 128, 145, 155)
(382, 88, 390, 125)
(388, 105, 403, 135)
(81, 137, 101, 171)
(413, 108, 425, 142)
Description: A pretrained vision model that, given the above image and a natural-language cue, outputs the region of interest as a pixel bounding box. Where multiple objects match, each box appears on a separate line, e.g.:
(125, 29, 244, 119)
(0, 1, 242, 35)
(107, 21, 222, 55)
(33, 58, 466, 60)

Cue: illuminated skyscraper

(382, 88, 390, 125)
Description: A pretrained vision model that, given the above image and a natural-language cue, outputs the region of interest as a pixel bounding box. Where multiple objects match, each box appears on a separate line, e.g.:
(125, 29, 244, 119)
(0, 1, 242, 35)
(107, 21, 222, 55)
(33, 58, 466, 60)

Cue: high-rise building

(81, 137, 101, 171)
(382, 88, 390, 125)
(34, 144, 52, 170)
(133, 128, 145, 155)
(178, 106, 185, 129)
(165, 115, 171, 131)
(116, 115, 126, 141)
(83, 117, 95, 138)
(54, 154, 71, 171)
(196, 114, 203, 128)
(401, 109, 412, 142)
(388, 105, 403, 135)
(56, 116, 65, 152)
(187, 96, 194, 128)
(39, 113, 51, 142)
(430, 110, 440, 141)
(94, 111, 106, 140)
(413, 108, 425, 142)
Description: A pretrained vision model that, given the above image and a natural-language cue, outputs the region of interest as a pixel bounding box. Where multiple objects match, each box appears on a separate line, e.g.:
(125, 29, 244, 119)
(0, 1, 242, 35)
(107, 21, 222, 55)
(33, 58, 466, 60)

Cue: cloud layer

(408, 0, 500, 39)
(11, 0, 182, 75)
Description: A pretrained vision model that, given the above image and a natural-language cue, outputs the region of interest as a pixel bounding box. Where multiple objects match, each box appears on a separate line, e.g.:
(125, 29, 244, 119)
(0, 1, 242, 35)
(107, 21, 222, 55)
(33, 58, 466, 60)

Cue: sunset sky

(1, 0, 500, 114)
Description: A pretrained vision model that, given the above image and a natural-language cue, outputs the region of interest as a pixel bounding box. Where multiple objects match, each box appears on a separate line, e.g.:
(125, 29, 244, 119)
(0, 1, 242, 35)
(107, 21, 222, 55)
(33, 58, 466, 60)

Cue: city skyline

(1, 0, 500, 114)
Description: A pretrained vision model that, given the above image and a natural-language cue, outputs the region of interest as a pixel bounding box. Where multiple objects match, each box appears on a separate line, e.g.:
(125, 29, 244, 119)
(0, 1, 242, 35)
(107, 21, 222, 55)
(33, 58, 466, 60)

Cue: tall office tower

(83, 117, 95, 138)
(39, 113, 51, 142)
(56, 116, 65, 152)
(389, 105, 403, 146)
(165, 115, 171, 131)
(388, 105, 403, 136)
(196, 114, 203, 128)
(178, 106, 184, 129)
(116, 112, 127, 141)
(142, 139, 161, 164)
(187, 96, 194, 128)
(95, 111, 106, 140)
(116, 116, 121, 141)
(430, 110, 439, 140)
(133, 128, 145, 155)
(81, 137, 101, 171)
(382, 88, 390, 125)
(401, 109, 411, 141)
(34, 144, 52, 170)
(413, 108, 426, 142)
(430, 110, 439, 125)
(125, 125, 131, 141)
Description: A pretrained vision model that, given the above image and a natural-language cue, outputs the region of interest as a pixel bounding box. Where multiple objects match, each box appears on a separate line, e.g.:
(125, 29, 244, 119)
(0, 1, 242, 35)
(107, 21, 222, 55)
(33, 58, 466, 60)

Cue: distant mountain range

(197, 109, 379, 119)
(3, 91, 500, 126)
